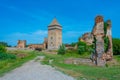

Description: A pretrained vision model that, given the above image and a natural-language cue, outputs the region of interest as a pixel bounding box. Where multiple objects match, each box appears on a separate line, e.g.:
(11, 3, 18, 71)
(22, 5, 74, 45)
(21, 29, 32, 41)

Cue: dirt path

(0, 60, 75, 80)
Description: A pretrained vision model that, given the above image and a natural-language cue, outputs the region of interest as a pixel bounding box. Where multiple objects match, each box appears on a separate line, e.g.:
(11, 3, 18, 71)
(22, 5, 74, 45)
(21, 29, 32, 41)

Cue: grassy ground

(0, 50, 120, 80)
(0, 50, 37, 76)
(39, 52, 120, 80)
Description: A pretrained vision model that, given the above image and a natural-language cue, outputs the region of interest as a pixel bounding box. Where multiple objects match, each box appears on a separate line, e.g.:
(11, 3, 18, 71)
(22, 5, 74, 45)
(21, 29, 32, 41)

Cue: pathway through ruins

(0, 59, 75, 80)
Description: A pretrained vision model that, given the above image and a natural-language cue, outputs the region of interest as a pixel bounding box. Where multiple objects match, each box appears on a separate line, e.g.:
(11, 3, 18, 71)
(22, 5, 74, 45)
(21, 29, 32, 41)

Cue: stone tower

(17, 40, 26, 48)
(48, 18, 62, 50)
(92, 16, 105, 66)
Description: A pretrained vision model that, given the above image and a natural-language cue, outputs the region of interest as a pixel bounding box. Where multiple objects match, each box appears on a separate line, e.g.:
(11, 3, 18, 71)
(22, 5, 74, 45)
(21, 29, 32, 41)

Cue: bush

(77, 41, 92, 55)
(0, 52, 16, 60)
(71, 42, 77, 47)
(78, 46, 85, 54)
(58, 44, 66, 55)
(77, 41, 87, 47)
(112, 38, 120, 55)
(0, 45, 6, 53)
(77, 41, 86, 54)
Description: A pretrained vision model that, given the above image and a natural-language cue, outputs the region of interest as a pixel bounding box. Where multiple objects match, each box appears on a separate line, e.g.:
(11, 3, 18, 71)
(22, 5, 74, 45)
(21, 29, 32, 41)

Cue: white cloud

(4, 30, 47, 46)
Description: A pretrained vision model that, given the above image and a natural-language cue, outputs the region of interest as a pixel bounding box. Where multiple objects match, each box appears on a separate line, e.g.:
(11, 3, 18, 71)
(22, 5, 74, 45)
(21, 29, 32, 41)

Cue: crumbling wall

(92, 16, 106, 66)
(105, 20, 113, 61)
(80, 32, 93, 45)
(17, 40, 26, 48)
(91, 16, 113, 66)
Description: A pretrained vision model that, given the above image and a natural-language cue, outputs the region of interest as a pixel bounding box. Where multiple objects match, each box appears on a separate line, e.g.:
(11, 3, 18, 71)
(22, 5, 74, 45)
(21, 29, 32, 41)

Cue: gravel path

(0, 60, 75, 80)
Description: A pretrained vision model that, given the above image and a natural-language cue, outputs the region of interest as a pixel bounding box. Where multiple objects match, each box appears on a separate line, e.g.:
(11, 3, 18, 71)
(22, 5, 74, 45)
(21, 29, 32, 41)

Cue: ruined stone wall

(28, 38, 48, 50)
(106, 20, 113, 60)
(91, 16, 113, 66)
(28, 44, 44, 49)
(80, 32, 93, 45)
(17, 40, 26, 48)
(92, 16, 106, 66)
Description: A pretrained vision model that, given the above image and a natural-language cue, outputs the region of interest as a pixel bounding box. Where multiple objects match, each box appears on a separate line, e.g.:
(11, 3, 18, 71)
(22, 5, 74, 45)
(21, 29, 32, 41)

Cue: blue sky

(0, 0, 120, 46)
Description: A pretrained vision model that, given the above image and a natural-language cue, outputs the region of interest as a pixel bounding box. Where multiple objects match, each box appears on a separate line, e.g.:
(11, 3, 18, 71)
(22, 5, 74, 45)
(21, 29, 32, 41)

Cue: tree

(77, 41, 87, 54)
(112, 38, 120, 55)
(0, 42, 11, 47)
(71, 42, 77, 47)
(77, 41, 93, 55)
(78, 46, 85, 54)
(0, 44, 7, 53)
(58, 44, 66, 55)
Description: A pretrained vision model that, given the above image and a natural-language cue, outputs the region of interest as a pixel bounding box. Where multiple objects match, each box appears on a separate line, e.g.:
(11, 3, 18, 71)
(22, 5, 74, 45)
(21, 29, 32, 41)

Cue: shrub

(71, 42, 77, 47)
(58, 44, 66, 55)
(77, 41, 87, 54)
(112, 38, 120, 55)
(77, 41, 87, 48)
(0, 45, 6, 53)
(77, 41, 93, 55)
(0, 52, 16, 60)
(78, 46, 85, 54)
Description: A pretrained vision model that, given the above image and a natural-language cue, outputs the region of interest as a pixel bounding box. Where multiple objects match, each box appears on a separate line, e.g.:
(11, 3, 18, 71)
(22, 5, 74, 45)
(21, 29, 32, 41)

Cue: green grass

(0, 50, 37, 76)
(114, 55, 120, 61)
(54, 63, 120, 80)
(0, 50, 120, 80)
(40, 52, 120, 80)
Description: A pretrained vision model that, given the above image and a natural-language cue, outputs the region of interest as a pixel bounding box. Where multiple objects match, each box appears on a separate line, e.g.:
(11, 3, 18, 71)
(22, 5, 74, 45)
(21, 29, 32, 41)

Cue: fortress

(17, 18, 62, 50)
(17, 16, 113, 66)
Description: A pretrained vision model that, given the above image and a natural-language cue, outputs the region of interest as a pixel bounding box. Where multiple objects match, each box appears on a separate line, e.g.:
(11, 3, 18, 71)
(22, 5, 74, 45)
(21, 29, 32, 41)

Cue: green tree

(71, 42, 77, 47)
(0, 42, 9, 47)
(77, 41, 87, 54)
(0, 45, 7, 53)
(58, 44, 66, 55)
(77, 41, 93, 55)
(112, 38, 120, 55)
(78, 46, 85, 54)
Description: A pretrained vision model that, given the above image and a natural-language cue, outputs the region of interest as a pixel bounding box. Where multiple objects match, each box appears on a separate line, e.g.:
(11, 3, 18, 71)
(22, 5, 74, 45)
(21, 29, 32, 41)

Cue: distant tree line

(112, 38, 120, 55)
(0, 42, 11, 47)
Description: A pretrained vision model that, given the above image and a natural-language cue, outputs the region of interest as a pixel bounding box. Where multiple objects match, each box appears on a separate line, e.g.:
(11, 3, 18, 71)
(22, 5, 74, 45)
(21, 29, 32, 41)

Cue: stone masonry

(92, 16, 106, 66)
(79, 32, 93, 45)
(17, 40, 26, 48)
(48, 18, 62, 50)
(105, 20, 113, 61)
(91, 16, 113, 66)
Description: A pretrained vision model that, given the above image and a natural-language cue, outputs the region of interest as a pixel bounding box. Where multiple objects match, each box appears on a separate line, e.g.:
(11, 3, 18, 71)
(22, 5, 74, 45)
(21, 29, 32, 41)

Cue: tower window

(51, 37, 53, 39)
